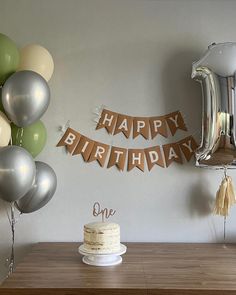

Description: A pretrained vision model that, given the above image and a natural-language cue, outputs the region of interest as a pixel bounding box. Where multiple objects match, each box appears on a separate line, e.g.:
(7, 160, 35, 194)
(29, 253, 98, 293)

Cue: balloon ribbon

(213, 173, 236, 217)
(7, 203, 16, 277)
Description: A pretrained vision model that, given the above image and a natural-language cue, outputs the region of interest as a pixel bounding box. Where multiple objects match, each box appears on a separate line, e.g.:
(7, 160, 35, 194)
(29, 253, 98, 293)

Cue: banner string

(223, 167, 227, 243)
(224, 216, 227, 243)
(9, 203, 15, 275)
(59, 120, 70, 133)
(4, 203, 16, 278)
(58, 121, 71, 154)
(2, 201, 22, 280)
(91, 105, 106, 125)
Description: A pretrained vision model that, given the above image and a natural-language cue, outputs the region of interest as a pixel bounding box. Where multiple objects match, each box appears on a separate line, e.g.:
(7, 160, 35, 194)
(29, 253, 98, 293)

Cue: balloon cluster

(0, 33, 57, 214)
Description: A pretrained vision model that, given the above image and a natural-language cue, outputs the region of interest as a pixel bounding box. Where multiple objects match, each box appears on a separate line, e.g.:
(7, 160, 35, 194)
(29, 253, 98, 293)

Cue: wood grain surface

(1, 243, 236, 294)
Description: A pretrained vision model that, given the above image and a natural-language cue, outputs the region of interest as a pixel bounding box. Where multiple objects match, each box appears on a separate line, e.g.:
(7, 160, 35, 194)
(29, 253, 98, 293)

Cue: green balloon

(11, 120, 47, 158)
(0, 33, 19, 85)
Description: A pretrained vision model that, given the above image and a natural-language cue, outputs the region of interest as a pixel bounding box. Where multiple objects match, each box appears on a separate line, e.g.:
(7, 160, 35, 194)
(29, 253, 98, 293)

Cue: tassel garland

(213, 174, 236, 217)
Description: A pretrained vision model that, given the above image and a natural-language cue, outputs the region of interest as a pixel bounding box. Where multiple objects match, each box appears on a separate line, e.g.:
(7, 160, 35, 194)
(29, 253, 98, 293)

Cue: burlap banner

(57, 127, 198, 172)
(96, 109, 187, 139)
(107, 146, 127, 171)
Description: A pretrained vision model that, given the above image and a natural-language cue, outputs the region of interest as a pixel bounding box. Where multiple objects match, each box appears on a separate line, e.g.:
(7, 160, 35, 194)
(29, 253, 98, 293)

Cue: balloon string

(224, 166, 227, 178)
(4, 202, 11, 226)
(224, 216, 227, 243)
(223, 167, 227, 243)
(7, 203, 16, 277)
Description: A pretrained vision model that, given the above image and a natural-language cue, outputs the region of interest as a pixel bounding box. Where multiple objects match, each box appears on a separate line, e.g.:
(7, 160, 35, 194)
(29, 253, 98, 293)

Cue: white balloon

(192, 42, 236, 77)
(0, 111, 11, 147)
(18, 44, 54, 82)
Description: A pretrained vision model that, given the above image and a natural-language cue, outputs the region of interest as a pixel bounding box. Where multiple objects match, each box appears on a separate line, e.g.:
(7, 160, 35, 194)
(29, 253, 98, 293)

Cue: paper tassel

(213, 175, 236, 217)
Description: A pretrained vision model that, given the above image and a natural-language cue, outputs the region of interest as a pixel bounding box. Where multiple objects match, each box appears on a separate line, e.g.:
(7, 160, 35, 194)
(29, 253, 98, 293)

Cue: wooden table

(1, 243, 236, 294)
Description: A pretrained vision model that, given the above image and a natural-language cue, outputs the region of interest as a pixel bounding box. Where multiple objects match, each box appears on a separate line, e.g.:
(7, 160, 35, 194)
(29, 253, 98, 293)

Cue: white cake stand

(78, 244, 127, 266)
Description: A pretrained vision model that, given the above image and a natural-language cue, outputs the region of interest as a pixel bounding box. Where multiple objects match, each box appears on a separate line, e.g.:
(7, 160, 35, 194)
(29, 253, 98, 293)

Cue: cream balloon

(0, 111, 11, 147)
(18, 44, 54, 81)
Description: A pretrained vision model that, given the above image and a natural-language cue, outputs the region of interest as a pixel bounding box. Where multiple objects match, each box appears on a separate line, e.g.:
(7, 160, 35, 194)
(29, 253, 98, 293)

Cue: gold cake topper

(93, 202, 116, 222)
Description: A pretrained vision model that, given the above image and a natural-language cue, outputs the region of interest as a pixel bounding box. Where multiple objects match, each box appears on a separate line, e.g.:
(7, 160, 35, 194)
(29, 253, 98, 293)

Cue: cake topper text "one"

(93, 202, 116, 222)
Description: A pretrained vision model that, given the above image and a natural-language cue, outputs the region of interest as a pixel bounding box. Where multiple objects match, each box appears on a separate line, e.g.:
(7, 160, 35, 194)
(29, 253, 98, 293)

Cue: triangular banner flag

(96, 109, 118, 134)
(144, 146, 165, 171)
(166, 111, 187, 136)
(163, 142, 183, 167)
(56, 127, 81, 154)
(107, 146, 127, 171)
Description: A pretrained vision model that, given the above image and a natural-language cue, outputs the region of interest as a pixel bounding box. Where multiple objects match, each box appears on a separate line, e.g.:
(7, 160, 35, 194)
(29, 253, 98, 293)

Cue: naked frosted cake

(83, 222, 120, 254)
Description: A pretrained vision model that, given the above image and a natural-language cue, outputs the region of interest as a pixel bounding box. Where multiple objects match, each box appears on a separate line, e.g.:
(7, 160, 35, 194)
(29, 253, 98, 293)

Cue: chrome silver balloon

(0, 146, 36, 202)
(16, 161, 57, 213)
(192, 42, 236, 168)
(2, 70, 50, 127)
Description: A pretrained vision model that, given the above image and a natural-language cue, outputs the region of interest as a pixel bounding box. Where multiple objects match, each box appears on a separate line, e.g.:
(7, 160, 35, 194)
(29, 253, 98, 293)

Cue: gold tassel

(213, 174, 236, 217)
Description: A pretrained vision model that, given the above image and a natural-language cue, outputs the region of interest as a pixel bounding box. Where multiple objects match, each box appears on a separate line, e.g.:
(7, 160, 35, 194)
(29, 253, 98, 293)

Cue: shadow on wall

(187, 175, 215, 217)
(161, 48, 203, 137)
(161, 48, 217, 217)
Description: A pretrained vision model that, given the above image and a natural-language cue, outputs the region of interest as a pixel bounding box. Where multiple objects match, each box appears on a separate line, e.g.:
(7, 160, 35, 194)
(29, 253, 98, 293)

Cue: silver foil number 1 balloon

(192, 42, 236, 168)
